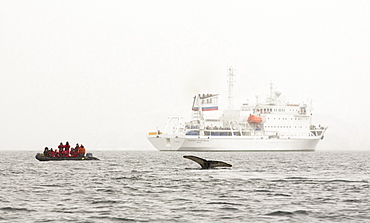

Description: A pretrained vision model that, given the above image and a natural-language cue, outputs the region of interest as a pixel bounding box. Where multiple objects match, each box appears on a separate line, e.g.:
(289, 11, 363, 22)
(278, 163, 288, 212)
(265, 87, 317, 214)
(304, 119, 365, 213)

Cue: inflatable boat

(35, 153, 99, 161)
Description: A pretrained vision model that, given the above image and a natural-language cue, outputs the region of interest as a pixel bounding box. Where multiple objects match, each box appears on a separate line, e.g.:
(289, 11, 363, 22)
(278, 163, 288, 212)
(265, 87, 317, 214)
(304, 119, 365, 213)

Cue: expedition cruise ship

(148, 68, 327, 151)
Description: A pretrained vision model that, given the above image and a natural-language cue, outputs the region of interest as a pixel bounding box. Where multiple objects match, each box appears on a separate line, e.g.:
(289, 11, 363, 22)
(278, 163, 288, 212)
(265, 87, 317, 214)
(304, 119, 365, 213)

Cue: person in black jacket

(43, 147, 49, 157)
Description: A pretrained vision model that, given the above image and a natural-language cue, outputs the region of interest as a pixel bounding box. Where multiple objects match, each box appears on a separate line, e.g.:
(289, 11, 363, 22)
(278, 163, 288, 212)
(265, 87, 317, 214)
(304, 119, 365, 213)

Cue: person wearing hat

(43, 147, 49, 157)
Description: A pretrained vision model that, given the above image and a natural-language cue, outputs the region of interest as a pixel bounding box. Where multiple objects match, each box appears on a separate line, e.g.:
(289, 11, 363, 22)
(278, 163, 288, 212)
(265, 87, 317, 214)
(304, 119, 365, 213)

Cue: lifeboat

(247, 115, 262, 124)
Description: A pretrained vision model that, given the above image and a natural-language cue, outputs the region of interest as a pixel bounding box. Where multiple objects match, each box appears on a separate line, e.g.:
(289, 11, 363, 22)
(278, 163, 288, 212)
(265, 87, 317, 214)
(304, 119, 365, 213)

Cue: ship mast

(227, 67, 235, 110)
(269, 81, 274, 104)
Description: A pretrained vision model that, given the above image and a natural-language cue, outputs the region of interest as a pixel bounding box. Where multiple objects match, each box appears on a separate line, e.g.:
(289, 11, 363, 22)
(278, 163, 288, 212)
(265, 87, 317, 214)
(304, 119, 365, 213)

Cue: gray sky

(1, 0, 369, 150)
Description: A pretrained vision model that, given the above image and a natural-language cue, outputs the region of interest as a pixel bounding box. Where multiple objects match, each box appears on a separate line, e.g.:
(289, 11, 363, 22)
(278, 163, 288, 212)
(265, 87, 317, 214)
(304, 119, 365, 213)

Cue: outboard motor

(86, 153, 93, 158)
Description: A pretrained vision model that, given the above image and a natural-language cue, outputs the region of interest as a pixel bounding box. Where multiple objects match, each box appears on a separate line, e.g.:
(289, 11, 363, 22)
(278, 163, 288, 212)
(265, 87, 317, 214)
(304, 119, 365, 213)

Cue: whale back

(208, 160, 232, 168)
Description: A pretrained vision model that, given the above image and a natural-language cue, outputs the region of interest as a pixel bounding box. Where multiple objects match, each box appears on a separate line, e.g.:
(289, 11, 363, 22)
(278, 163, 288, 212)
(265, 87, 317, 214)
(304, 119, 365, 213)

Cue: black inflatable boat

(35, 153, 99, 161)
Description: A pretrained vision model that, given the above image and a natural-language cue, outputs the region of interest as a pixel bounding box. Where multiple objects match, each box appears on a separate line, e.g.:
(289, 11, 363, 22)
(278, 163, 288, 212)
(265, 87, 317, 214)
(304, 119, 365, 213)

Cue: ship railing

(266, 132, 316, 137)
(310, 127, 326, 136)
(185, 128, 251, 136)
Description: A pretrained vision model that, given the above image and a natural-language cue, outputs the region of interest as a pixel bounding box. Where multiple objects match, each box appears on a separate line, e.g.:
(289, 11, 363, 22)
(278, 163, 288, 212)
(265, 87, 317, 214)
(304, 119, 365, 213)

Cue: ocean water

(0, 150, 369, 222)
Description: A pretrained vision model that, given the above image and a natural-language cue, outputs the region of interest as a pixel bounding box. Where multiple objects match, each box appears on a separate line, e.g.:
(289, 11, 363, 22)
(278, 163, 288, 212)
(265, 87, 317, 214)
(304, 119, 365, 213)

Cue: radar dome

(275, 89, 283, 97)
(274, 89, 282, 97)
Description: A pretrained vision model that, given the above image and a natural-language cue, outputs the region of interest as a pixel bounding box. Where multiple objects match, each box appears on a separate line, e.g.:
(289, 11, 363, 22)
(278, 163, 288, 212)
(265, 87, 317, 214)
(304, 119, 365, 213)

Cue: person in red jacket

(57, 148, 63, 157)
(48, 148, 55, 157)
(70, 147, 77, 157)
(58, 142, 64, 150)
(64, 141, 70, 157)
(62, 148, 68, 157)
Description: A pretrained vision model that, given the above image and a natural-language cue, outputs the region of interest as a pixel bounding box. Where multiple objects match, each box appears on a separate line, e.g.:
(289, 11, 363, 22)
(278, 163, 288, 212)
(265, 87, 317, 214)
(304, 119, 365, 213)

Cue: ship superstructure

(148, 68, 327, 151)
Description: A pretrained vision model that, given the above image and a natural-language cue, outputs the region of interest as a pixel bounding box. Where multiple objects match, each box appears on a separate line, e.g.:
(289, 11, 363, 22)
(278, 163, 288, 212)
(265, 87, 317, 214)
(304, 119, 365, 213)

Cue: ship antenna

(227, 66, 235, 110)
(270, 81, 273, 100)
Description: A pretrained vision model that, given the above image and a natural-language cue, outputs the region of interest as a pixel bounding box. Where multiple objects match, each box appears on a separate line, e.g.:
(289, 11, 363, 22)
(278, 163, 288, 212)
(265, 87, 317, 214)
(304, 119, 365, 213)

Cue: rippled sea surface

(1, 150, 369, 222)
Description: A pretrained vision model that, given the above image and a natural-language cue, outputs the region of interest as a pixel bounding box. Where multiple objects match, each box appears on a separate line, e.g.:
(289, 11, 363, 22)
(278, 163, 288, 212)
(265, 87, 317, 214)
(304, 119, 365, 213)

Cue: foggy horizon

(1, 1, 369, 151)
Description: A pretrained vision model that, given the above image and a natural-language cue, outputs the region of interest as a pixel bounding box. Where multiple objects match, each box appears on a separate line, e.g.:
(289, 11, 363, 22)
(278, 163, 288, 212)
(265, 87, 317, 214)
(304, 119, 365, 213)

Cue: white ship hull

(148, 135, 321, 152)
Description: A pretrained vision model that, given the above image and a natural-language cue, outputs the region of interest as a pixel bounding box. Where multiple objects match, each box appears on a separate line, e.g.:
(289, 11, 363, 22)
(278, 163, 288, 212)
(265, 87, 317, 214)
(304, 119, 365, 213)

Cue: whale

(183, 155, 232, 169)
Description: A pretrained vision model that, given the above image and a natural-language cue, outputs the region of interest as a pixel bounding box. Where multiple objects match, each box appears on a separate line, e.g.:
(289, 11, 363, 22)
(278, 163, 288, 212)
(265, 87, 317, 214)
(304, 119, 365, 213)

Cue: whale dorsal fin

(183, 155, 232, 169)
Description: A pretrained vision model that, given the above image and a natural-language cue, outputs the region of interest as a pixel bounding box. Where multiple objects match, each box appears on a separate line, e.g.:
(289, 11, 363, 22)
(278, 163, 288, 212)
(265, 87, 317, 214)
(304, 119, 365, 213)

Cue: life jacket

(78, 147, 86, 155)
(58, 144, 64, 149)
(71, 149, 78, 157)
